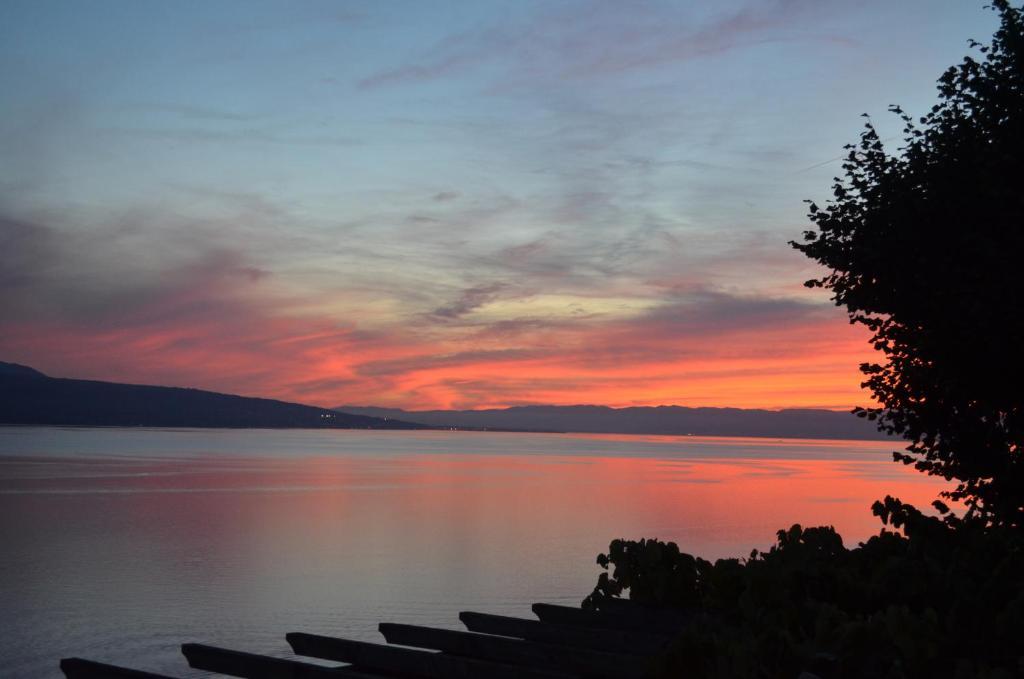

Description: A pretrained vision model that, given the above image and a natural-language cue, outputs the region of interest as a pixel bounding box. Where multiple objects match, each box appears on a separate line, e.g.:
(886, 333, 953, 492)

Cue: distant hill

(0, 361, 47, 378)
(335, 404, 890, 441)
(0, 362, 424, 429)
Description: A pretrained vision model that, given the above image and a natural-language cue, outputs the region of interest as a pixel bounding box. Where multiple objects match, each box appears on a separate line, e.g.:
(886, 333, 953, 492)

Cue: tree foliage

(791, 1, 1024, 526)
(584, 6, 1024, 675)
(585, 512, 1024, 678)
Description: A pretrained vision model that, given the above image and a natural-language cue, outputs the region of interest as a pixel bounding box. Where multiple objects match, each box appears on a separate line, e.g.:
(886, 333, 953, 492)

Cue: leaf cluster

(585, 500, 1024, 678)
(791, 1, 1024, 525)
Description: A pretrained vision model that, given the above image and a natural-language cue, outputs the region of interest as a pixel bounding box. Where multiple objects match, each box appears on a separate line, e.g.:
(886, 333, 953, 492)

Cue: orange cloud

(0, 290, 874, 411)
(0, 213, 875, 411)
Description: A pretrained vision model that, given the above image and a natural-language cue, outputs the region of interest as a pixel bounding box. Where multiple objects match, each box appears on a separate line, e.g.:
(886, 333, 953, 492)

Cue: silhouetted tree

(792, 1, 1024, 526)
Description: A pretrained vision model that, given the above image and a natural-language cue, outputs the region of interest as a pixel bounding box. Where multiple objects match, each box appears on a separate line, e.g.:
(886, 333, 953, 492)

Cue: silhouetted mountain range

(0, 362, 423, 429)
(335, 404, 890, 440)
(0, 360, 888, 439)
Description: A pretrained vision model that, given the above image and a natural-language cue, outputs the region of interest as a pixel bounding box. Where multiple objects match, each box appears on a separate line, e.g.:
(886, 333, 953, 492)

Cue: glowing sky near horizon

(0, 1, 997, 410)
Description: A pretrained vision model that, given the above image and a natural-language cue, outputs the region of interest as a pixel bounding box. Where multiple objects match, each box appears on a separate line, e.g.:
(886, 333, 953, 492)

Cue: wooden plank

(379, 622, 647, 679)
(60, 658, 179, 679)
(287, 632, 571, 679)
(181, 643, 381, 679)
(458, 612, 671, 656)
(592, 598, 692, 629)
(532, 604, 684, 634)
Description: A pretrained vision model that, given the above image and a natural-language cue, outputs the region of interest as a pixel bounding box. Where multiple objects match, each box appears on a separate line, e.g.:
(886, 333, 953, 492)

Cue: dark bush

(791, 0, 1024, 526)
(585, 503, 1024, 678)
(585, 4, 1024, 674)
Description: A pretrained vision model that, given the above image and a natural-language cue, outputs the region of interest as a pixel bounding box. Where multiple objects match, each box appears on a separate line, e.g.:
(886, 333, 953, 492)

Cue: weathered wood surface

(458, 611, 671, 656)
(378, 622, 647, 679)
(532, 603, 685, 634)
(61, 657, 179, 679)
(287, 632, 573, 679)
(595, 598, 693, 629)
(62, 599, 672, 679)
(181, 643, 379, 679)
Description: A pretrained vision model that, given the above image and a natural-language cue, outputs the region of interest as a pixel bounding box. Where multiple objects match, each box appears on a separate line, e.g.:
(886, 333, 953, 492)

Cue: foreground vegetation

(587, 3, 1024, 676)
(585, 502, 1024, 677)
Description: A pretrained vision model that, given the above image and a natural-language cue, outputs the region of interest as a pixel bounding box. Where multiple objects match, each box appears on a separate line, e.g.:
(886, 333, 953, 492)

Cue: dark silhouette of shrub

(791, 0, 1024, 527)
(585, 507, 1024, 678)
(586, 4, 1024, 675)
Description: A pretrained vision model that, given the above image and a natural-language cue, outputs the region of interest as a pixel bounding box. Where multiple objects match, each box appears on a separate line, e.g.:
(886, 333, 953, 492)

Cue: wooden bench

(61, 599, 675, 679)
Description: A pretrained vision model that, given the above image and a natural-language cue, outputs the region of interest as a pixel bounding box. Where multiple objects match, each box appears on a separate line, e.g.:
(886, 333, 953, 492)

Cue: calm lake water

(0, 427, 944, 677)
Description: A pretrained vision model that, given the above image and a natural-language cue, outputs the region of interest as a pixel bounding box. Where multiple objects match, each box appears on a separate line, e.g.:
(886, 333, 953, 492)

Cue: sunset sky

(0, 1, 997, 410)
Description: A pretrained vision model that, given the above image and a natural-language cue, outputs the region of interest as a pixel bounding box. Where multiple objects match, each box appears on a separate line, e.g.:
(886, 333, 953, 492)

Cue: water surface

(0, 427, 943, 677)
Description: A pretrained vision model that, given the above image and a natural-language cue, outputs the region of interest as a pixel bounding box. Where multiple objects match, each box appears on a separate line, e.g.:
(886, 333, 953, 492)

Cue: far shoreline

(0, 422, 895, 444)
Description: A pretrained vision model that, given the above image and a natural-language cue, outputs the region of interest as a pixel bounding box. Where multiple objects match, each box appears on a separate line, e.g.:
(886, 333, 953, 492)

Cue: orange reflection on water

(0, 429, 952, 677)
(226, 444, 947, 562)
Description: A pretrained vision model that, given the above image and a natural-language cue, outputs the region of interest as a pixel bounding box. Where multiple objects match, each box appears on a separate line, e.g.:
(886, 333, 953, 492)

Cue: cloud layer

(0, 204, 870, 409)
(0, 1, 994, 409)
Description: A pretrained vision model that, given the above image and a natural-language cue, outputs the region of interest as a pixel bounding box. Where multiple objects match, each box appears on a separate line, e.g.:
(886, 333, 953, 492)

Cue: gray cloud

(0, 217, 54, 292)
(429, 282, 509, 320)
(357, 0, 844, 90)
(639, 287, 828, 336)
(358, 286, 835, 381)
(105, 125, 361, 148)
(127, 103, 260, 122)
(0, 209, 274, 328)
(356, 348, 544, 378)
